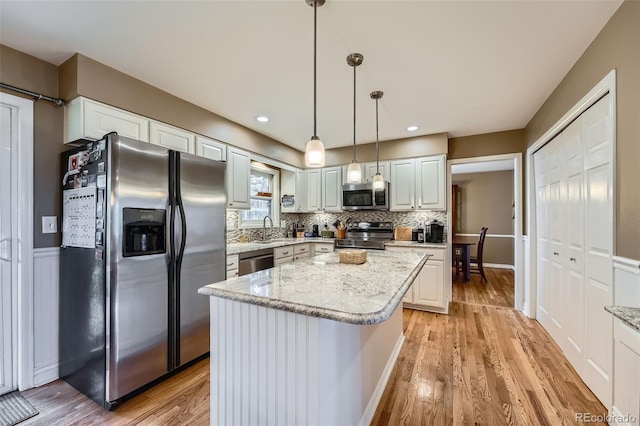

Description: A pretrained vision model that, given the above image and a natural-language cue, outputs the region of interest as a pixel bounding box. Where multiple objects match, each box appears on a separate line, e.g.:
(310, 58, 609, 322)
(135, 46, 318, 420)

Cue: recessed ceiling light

(406, 125, 419, 132)
(256, 116, 269, 123)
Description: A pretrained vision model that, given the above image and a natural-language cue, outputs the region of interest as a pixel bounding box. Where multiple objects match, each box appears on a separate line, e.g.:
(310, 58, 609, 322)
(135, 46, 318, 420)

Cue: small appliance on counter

(411, 227, 424, 242)
(427, 220, 445, 243)
(312, 224, 319, 237)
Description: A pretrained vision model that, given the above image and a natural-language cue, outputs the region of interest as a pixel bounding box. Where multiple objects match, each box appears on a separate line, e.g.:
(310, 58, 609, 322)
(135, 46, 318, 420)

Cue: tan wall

(525, 0, 640, 260)
(448, 129, 525, 160)
(453, 171, 514, 265)
(59, 54, 305, 168)
(324, 133, 448, 166)
(0, 45, 65, 248)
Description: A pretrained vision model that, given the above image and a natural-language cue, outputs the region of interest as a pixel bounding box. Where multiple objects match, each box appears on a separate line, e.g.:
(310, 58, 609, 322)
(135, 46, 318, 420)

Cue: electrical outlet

(227, 221, 235, 230)
(42, 216, 57, 234)
(281, 220, 286, 228)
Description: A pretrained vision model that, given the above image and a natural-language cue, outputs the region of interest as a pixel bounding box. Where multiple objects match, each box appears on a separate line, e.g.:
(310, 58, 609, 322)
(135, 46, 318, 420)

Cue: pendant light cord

(375, 97, 380, 173)
(313, 0, 317, 138)
(352, 61, 357, 163)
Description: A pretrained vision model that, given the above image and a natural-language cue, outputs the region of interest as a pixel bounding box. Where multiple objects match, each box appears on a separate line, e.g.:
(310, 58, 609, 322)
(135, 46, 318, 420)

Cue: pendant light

(304, 0, 326, 168)
(346, 53, 363, 183)
(370, 90, 385, 189)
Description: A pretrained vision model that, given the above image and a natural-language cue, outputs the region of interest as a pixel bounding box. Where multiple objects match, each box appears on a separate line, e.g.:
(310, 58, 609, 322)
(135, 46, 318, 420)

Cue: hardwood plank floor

(452, 266, 514, 307)
(371, 267, 607, 426)
(20, 268, 605, 425)
(20, 359, 210, 426)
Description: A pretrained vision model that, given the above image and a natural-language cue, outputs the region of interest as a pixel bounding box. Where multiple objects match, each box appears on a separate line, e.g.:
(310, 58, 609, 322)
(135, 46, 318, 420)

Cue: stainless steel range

(334, 221, 394, 250)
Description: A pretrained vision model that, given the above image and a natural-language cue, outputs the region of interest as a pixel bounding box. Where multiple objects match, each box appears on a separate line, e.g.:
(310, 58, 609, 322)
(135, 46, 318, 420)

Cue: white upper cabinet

(390, 159, 416, 211)
(322, 166, 342, 212)
(196, 136, 226, 161)
(415, 154, 446, 210)
(307, 169, 322, 212)
(226, 147, 251, 209)
(295, 169, 307, 212)
(390, 155, 446, 211)
(64, 97, 149, 144)
(281, 168, 306, 213)
(149, 121, 195, 154)
(363, 161, 390, 183)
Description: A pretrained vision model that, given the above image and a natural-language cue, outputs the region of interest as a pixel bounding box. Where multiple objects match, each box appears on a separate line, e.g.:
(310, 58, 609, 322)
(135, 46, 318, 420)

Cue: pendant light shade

(370, 90, 385, 189)
(304, 0, 325, 168)
(347, 53, 363, 183)
(305, 136, 325, 167)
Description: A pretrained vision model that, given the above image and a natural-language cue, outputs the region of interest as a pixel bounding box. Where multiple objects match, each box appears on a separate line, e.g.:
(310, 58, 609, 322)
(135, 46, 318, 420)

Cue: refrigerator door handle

(174, 152, 188, 367)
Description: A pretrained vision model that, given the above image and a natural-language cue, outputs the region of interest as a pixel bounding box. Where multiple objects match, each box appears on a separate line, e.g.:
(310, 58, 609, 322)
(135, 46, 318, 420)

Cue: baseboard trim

(359, 334, 405, 426)
(33, 361, 59, 387)
(484, 263, 515, 270)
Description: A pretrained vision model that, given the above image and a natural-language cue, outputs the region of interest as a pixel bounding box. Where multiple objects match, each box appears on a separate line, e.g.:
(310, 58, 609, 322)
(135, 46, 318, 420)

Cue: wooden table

(452, 240, 476, 282)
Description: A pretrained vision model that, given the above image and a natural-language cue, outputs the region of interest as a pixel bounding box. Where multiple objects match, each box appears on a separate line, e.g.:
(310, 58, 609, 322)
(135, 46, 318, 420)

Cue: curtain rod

(0, 82, 65, 106)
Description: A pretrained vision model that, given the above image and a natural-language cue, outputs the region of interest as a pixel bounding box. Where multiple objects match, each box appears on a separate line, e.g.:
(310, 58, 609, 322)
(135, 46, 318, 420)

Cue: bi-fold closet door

(534, 93, 614, 408)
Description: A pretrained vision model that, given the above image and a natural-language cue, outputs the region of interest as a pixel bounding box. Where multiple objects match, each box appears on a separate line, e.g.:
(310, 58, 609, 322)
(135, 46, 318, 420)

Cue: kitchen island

(199, 250, 429, 426)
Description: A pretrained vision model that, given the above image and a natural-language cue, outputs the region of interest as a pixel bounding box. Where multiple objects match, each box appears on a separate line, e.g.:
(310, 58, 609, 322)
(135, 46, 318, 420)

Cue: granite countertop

(605, 306, 640, 333)
(227, 237, 335, 255)
(384, 241, 448, 249)
(199, 250, 430, 325)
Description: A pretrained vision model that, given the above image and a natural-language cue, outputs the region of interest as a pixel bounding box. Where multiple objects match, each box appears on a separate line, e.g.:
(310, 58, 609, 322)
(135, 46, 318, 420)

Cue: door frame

(525, 69, 616, 319)
(447, 153, 523, 310)
(0, 92, 35, 391)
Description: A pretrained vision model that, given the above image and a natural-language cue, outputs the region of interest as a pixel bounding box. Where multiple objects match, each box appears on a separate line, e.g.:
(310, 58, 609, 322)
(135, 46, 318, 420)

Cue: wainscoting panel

(209, 297, 319, 426)
(613, 256, 640, 308)
(32, 247, 60, 387)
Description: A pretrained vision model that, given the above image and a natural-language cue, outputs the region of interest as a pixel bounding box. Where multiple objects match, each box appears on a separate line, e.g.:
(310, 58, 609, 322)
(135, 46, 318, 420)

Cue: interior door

(581, 94, 614, 408)
(534, 140, 552, 335)
(0, 102, 14, 396)
(562, 118, 586, 373)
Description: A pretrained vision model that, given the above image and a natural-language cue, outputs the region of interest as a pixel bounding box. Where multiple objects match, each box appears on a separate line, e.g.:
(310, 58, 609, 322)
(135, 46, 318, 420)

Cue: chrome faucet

(262, 215, 273, 241)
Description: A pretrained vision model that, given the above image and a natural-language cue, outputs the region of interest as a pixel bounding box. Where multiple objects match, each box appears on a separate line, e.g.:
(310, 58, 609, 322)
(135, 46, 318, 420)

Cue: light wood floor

(21, 268, 605, 425)
(371, 268, 607, 425)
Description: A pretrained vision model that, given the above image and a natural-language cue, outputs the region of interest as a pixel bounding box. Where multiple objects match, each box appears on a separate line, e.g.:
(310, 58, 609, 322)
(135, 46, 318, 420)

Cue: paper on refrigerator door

(62, 186, 97, 248)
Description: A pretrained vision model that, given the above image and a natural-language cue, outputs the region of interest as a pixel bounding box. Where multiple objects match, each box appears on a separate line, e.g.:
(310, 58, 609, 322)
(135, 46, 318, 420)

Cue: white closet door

(581, 94, 613, 408)
(546, 139, 566, 345)
(535, 140, 555, 337)
(562, 118, 586, 373)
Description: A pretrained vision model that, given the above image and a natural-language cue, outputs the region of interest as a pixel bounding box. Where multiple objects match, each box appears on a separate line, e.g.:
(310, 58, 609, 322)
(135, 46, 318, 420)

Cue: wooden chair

(470, 227, 488, 282)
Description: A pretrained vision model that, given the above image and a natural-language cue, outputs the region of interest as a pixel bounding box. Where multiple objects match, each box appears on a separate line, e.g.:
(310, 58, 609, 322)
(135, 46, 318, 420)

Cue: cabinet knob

(553, 252, 559, 256)
(419, 205, 421, 208)
(229, 203, 233, 206)
(569, 257, 576, 262)
(411, 206, 414, 209)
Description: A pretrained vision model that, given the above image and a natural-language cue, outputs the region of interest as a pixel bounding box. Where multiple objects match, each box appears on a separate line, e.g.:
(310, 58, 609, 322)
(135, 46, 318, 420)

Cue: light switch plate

(281, 220, 286, 228)
(42, 216, 57, 234)
(227, 221, 235, 230)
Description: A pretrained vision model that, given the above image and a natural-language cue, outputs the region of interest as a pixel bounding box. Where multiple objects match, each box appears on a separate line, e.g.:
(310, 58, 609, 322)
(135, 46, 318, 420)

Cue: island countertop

(199, 250, 429, 325)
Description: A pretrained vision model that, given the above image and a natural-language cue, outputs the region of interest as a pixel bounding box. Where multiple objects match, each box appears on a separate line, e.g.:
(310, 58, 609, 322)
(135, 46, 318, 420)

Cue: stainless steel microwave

(342, 182, 389, 211)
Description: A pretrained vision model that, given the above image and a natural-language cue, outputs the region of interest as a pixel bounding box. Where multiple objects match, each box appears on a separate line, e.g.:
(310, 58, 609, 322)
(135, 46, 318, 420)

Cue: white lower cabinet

(313, 242, 334, 256)
(611, 318, 640, 426)
(226, 254, 239, 279)
(386, 246, 447, 313)
(274, 244, 310, 265)
(274, 246, 294, 265)
(293, 244, 310, 261)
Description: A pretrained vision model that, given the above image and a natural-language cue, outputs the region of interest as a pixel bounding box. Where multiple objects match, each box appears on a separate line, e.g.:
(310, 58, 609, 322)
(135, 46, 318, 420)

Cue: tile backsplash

(226, 209, 447, 243)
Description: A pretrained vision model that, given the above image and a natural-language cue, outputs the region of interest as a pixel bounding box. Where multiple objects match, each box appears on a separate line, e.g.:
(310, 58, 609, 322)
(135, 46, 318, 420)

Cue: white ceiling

(451, 159, 514, 175)
(0, 1, 621, 152)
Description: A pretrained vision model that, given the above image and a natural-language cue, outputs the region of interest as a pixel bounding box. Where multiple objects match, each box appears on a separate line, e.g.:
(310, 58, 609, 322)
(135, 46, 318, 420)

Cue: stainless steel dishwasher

(238, 248, 274, 276)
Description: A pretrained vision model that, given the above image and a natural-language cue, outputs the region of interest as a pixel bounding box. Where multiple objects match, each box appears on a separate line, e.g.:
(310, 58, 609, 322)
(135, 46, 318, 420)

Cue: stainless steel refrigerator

(59, 133, 225, 409)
